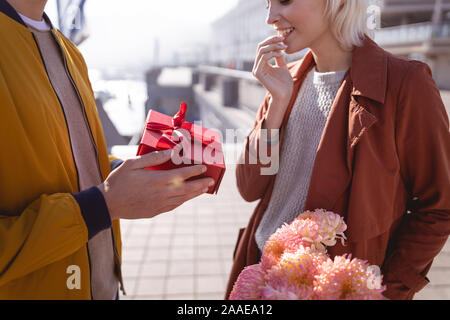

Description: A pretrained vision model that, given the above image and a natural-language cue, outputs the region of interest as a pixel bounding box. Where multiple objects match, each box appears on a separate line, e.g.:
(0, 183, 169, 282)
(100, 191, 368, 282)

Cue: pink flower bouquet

(230, 209, 386, 300)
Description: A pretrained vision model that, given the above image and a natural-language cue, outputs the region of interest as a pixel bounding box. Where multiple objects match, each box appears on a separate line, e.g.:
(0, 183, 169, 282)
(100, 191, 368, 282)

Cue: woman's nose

(266, 5, 280, 25)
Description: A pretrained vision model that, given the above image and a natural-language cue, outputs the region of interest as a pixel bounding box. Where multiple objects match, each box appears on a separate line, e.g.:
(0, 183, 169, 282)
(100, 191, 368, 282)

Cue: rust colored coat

(226, 37, 450, 300)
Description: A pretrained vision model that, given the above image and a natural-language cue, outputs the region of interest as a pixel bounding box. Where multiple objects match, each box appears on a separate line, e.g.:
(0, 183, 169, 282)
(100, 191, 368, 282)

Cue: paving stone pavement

(112, 145, 449, 300)
(114, 144, 256, 300)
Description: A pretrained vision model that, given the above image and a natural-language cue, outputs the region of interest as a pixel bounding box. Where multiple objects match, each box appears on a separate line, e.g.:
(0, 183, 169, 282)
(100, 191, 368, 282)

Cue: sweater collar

(290, 35, 388, 104)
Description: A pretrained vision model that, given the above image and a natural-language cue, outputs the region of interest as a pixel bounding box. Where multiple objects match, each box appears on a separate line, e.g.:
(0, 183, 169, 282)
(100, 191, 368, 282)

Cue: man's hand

(98, 149, 214, 220)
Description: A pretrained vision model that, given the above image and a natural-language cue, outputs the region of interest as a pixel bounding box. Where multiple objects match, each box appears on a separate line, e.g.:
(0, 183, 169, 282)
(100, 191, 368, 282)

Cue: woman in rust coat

(226, 0, 450, 300)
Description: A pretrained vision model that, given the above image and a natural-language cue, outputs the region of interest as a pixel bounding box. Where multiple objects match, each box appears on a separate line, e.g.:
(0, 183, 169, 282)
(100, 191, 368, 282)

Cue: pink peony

(260, 285, 302, 300)
(230, 210, 385, 300)
(229, 264, 266, 300)
(287, 218, 327, 253)
(314, 254, 386, 300)
(261, 248, 328, 300)
(296, 209, 347, 247)
(261, 217, 328, 270)
(260, 223, 297, 270)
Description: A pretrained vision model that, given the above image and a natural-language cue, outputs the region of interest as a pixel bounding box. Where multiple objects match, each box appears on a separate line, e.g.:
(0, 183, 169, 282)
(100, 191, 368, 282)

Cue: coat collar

(350, 36, 388, 104)
(290, 35, 388, 104)
(0, 0, 54, 29)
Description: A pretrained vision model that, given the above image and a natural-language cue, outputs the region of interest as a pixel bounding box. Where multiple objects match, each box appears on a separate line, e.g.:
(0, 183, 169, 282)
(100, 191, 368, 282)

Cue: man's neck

(6, 0, 48, 21)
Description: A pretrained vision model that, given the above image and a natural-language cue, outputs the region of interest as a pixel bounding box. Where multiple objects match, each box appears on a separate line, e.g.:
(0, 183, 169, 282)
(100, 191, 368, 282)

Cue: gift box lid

(142, 109, 224, 154)
(137, 103, 226, 194)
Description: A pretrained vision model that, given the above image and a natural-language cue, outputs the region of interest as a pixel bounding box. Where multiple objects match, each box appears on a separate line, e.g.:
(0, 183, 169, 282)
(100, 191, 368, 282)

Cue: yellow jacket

(0, 2, 123, 299)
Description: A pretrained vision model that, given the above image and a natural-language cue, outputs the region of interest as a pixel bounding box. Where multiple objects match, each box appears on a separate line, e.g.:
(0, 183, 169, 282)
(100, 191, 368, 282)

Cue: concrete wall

(432, 55, 450, 90)
(145, 67, 198, 121)
(193, 84, 254, 135)
(191, 67, 260, 138)
(441, 90, 450, 117)
(238, 79, 267, 113)
(95, 98, 129, 150)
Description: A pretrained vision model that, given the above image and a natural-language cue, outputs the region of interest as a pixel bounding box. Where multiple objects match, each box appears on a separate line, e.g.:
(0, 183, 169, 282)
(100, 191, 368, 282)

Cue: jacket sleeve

(0, 188, 111, 287)
(108, 154, 123, 172)
(236, 93, 279, 202)
(381, 62, 450, 299)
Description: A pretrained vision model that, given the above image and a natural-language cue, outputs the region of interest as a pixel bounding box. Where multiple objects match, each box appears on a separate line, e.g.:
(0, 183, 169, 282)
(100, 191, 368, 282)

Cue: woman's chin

(284, 44, 306, 55)
(283, 39, 308, 55)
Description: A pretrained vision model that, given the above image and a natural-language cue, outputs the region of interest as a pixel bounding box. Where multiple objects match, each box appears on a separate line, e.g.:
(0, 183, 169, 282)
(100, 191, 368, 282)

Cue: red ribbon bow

(172, 101, 187, 128)
(146, 102, 214, 150)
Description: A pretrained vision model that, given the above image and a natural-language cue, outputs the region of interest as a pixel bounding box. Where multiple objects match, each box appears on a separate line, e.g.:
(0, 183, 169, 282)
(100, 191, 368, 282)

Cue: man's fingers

(129, 150, 173, 170)
(164, 165, 207, 185)
(166, 187, 208, 207)
(165, 177, 214, 197)
(158, 184, 208, 214)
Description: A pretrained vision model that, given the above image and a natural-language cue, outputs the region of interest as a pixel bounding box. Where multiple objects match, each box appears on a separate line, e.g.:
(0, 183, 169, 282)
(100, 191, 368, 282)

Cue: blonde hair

(324, 0, 370, 50)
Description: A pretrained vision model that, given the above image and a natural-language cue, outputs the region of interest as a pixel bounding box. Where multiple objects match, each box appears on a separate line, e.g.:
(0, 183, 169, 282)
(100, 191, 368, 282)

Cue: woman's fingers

(255, 43, 286, 67)
(254, 36, 285, 70)
(260, 51, 284, 65)
(258, 42, 287, 57)
(254, 51, 285, 78)
(252, 34, 293, 102)
(254, 40, 288, 76)
(275, 54, 288, 68)
(257, 35, 285, 52)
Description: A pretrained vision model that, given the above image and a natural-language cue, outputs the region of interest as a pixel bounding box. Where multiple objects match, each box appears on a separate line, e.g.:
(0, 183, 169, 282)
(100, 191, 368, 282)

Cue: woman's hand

(252, 35, 294, 129)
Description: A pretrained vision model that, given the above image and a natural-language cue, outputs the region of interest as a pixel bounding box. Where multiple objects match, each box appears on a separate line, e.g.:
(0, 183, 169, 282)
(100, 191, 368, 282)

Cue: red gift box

(137, 102, 226, 194)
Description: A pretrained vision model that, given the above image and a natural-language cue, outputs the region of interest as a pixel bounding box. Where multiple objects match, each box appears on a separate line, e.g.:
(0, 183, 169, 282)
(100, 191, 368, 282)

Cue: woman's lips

(277, 27, 295, 39)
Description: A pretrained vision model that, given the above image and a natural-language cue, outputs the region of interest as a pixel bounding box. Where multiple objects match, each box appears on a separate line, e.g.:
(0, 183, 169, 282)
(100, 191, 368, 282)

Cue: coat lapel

(303, 37, 388, 217)
(303, 75, 355, 213)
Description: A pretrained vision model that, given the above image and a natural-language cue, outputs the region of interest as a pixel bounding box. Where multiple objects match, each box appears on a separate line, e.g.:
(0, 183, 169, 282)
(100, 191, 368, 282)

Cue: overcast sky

(46, 0, 239, 73)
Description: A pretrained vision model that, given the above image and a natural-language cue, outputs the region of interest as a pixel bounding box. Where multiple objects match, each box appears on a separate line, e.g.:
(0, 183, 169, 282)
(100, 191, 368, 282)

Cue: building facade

(210, 0, 450, 89)
(374, 0, 450, 89)
(210, 0, 272, 71)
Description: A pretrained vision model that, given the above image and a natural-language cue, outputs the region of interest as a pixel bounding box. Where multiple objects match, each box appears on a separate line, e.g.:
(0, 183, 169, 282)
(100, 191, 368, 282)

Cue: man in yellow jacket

(0, 0, 214, 300)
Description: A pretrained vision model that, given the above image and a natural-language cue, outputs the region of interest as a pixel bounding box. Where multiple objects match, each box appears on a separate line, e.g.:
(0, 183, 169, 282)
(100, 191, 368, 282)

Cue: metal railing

(374, 21, 450, 46)
(196, 65, 257, 82)
(193, 65, 265, 110)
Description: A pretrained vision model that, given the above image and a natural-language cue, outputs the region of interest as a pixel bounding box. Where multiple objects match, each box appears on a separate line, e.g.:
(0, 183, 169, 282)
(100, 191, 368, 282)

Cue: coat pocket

(233, 228, 246, 260)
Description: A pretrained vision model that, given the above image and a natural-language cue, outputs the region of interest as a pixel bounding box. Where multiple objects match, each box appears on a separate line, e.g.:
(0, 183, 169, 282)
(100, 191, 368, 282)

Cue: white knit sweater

(255, 68, 348, 251)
